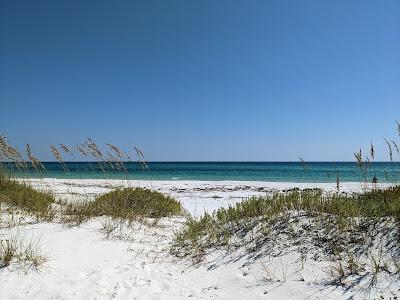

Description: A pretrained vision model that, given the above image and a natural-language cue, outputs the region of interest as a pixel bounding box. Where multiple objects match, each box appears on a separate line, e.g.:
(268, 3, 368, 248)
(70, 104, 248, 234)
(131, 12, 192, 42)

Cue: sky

(0, 0, 399, 161)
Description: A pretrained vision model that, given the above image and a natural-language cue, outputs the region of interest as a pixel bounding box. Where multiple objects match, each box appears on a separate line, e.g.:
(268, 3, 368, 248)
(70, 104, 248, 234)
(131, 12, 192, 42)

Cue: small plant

(0, 232, 46, 269)
(100, 217, 120, 239)
(330, 258, 346, 285)
(369, 249, 389, 280)
(300, 253, 306, 270)
(0, 209, 25, 228)
(345, 251, 363, 275)
(260, 258, 288, 283)
(0, 238, 17, 267)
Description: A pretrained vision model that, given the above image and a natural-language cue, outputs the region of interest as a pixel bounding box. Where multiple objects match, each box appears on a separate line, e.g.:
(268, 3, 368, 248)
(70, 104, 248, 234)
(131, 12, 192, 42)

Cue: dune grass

(172, 187, 400, 264)
(0, 232, 47, 269)
(58, 187, 183, 226)
(93, 187, 183, 219)
(0, 172, 55, 221)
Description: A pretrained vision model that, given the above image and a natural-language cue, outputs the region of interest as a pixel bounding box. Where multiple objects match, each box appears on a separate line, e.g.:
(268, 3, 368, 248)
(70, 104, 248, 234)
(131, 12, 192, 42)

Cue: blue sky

(1, 0, 399, 161)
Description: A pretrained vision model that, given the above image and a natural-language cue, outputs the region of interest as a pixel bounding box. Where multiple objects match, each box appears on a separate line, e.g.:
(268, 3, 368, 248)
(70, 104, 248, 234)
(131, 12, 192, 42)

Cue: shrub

(93, 187, 183, 220)
(0, 173, 54, 220)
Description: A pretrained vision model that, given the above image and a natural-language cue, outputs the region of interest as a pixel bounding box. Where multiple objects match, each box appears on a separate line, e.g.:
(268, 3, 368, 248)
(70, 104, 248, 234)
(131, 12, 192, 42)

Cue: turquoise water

(4, 162, 400, 183)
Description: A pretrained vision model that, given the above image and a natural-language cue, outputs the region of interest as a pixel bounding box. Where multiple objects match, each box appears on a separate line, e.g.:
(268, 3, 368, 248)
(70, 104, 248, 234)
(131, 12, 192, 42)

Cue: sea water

(5, 161, 400, 183)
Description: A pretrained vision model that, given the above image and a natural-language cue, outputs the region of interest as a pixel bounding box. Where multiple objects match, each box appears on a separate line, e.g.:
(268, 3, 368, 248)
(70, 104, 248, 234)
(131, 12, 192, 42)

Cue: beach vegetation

(93, 187, 183, 219)
(0, 172, 55, 221)
(58, 187, 183, 226)
(0, 232, 47, 269)
(172, 186, 400, 291)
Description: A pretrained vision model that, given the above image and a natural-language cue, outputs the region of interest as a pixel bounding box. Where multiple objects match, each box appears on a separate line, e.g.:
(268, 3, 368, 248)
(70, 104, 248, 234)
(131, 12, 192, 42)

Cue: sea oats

(392, 141, 399, 156)
(370, 142, 375, 161)
(384, 138, 393, 162)
(75, 144, 88, 157)
(50, 145, 69, 172)
(299, 157, 308, 171)
(134, 146, 148, 170)
(85, 138, 105, 172)
(0, 134, 26, 170)
(60, 144, 72, 154)
(26, 144, 45, 172)
(107, 144, 126, 171)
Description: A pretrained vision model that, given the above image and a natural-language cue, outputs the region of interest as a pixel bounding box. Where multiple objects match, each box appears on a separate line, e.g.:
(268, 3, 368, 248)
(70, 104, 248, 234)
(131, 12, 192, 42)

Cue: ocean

(4, 161, 400, 183)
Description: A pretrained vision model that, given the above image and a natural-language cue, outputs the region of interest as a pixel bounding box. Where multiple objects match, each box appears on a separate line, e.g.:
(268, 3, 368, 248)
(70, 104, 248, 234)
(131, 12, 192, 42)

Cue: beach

(2, 0, 398, 298)
(1, 178, 398, 299)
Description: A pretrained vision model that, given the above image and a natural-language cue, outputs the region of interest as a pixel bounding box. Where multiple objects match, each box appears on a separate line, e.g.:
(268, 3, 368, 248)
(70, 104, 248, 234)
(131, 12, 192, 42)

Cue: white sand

(1, 179, 398, 299)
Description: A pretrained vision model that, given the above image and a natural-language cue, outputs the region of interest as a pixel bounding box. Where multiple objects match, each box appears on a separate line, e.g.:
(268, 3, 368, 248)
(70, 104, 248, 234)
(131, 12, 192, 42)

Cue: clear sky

(1, 0, 399, 161)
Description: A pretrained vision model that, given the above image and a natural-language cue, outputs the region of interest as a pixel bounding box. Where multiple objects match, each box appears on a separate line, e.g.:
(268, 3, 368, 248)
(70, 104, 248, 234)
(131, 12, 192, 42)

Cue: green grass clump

(58, 187, 183, 226)
(57, 187, 183, 237)
(0, 173, 54, 220)
(173, 187, 400, 262)
(93, 187, 183, 220)
(0, 232, 47, 269)
(58, 199, 97, 226)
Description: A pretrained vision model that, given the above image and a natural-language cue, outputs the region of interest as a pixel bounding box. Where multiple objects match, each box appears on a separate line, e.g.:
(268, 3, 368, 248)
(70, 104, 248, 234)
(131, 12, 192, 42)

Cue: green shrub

(0, 173, 54, 220)
(93, 187, 183, 220)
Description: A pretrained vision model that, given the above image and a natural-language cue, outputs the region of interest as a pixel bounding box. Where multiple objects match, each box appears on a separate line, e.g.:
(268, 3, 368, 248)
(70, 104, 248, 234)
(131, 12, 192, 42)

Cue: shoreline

(12, 174, 382, 184)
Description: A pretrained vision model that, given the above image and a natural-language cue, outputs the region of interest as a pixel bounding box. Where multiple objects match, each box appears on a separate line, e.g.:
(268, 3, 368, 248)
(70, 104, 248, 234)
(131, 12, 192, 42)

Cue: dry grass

(0, 231, 47, 269)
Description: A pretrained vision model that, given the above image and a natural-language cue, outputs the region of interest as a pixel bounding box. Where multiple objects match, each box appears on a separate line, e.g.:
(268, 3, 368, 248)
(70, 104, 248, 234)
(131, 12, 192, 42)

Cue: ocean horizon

(4, 161, 400, 183)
